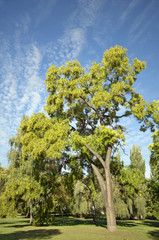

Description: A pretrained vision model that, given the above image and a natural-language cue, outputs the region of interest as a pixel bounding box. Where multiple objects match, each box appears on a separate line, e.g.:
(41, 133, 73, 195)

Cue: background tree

(44, 45, 151, 232)
(0, 113, 70, 225)
(130, 145, 145, 177)
(147, 130, 159, 219)
(149, 130, 159, 179)
(0, 166, 8, 218)
(118, 166, 146, 219)
(111, 149, 146, 219)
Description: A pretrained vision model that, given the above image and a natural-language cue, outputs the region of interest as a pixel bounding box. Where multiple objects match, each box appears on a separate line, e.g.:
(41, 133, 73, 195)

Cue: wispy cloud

(77, 0, 105, 28)
(44, 0, 105, 66)
(1, 0, 106, 167)
(0, 19, 46, 166)
(45, 28, 86, 66)
(128, 0, 155, 44)
(120, 0, 139, 24)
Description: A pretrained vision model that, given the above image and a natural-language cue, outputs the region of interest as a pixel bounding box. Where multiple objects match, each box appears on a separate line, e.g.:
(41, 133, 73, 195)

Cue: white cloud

(44, 27, 86, 66)
(0, 23, 46, 167)
(78, 0, 105, 28)
(25, 92, 41, 117)
(43, 0, 106, 66)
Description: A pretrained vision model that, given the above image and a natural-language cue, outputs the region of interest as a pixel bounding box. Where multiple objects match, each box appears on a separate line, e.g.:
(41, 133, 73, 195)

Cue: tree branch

(85, 143, 105, 169)
(91, 163, 107, 206)
(80, 96, 100, 117)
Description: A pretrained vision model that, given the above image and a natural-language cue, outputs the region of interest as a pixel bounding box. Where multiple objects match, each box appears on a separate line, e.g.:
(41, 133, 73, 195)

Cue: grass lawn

(0, 215, 159, 240)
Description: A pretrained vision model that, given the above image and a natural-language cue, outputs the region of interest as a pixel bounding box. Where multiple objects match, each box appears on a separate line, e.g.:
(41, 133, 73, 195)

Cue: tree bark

(91, 164, 107, 207)
(105, 146, 117, 232)
(30, 200, 33, 225)
(60, 207, 64, 223)
(90, 147, 117, 232)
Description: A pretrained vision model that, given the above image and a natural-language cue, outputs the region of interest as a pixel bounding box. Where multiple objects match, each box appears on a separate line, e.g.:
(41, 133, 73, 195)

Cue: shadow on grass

(0, 229, 61, 240)
(143, 220, 159, 228)
(54, 218, 94, 226)
(147, 230, 159, 240)
(117, 220, 138, 228)
(53, 217, 107, 228)
(0, 220, 29, 226)
(4, 224, 30, 228)
(117, 219, 159, 228)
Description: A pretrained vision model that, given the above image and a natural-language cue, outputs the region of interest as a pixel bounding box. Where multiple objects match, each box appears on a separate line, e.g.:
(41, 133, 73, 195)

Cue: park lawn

(0, 216, 159, 240)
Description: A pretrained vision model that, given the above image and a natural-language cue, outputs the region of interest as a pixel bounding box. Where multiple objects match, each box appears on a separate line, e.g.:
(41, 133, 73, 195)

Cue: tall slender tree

(130, 145, 145, 177)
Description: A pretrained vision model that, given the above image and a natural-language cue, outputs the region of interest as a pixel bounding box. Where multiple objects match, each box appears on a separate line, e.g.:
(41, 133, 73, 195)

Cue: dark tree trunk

(60, 207, 64, 223)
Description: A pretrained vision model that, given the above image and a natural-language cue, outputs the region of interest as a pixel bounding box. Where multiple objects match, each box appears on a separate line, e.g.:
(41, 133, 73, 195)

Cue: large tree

(44, 45, 157, 232)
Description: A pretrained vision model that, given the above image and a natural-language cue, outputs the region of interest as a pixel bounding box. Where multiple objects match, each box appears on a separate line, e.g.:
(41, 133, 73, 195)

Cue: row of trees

(0, 143, 158, 223)
(0, 46, 159, 232)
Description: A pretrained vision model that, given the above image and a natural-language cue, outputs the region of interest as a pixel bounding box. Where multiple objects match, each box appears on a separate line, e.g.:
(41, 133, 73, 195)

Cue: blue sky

(0, 0, 159, 177)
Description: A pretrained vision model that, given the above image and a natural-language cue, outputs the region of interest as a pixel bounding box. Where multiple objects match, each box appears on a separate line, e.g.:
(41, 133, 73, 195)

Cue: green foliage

(71, 176, 105, 217)
(72, 180, 91, 216)
(141, 100, 159, 132)
(0, 116, 64, 225)
(111, 151, 124, 176)
(112, 149, 146, 220)
(134, 196, 146, 218)
(149, 130, 159, 178)
(113, 179, 130, 219)
(45, 46, 148, 131)
(0, 167, 8, 194)
(130, 145, 145, 177)
(118, 167, 146, 218)
(20, 113, 69, 160)
(147, 131, 159, 219)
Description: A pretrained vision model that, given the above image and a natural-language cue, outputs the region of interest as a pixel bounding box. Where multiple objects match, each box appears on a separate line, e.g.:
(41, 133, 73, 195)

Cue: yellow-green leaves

(43, 46, 156, 163)
(102, 45, 128, 70)
(148, 130, 159, 176)
(133, 58, 146, 74)
(71, 126, 125, 157)
(130, 93, 147, 120)
(147, 100, 159, 124)
(20, 113, 70, 160)
(45, 45, 148, 128)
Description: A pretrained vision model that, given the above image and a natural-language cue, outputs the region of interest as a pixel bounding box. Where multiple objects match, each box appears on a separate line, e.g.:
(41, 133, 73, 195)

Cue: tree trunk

(60, 207, 64, 223)
(105, 146, 117, 232)
(91, 147, 117, 232)
(92, 200, 96, 225)
(87, 144, 117, 232)
(30, 200, 33, 225)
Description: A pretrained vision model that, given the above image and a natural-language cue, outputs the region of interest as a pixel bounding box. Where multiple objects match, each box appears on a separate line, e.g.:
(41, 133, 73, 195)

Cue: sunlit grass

(0, 215, 159, 240)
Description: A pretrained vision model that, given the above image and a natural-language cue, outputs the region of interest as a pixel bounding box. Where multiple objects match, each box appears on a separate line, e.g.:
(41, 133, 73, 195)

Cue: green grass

(0, 215, 159, 240)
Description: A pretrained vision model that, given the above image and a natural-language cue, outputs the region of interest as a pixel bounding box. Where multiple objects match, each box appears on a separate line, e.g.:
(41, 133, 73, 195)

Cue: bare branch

(85, 143, 105, 168)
